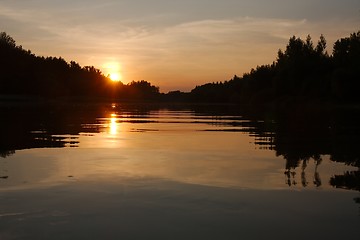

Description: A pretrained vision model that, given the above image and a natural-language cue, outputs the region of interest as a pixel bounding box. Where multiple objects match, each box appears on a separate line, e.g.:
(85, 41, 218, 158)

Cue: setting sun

(109, 72, 121, 82)
(103, 61, 122, 82)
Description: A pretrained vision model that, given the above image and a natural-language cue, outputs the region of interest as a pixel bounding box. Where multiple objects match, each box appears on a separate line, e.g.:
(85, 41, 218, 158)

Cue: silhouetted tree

(0, 32, 163, 100)
(2, 30, 360, 104)
(331, 31, 360, 102)
(187, 33, 336, 104)
(0, 32, 16, 48)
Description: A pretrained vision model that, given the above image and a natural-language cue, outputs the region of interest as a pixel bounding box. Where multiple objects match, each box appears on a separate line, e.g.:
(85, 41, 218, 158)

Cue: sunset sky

(1, 0, 359, 92)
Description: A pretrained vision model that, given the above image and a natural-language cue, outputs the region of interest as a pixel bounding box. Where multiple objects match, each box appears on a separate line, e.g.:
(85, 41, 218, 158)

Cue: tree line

(0, 32, 160, 101)
(189, 31, 360, 104)
(1, 31, 359, 104)
(191, 31, 360, 103)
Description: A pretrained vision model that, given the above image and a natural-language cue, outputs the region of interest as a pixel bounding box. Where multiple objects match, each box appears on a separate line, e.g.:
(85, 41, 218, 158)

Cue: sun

(103, 61, 123, 82)
(109, 72, 121, 82)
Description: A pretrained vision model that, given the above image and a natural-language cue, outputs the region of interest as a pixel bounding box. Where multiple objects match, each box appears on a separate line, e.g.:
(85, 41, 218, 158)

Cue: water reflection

(1, 103, 360, 239)
(0, 103, 359, 194)
(109, 113, 118, 135)
(284, 156, 322, 187)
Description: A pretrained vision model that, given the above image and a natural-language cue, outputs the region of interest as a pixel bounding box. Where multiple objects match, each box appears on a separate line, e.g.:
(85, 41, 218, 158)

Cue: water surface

(0, 103, 359, 239)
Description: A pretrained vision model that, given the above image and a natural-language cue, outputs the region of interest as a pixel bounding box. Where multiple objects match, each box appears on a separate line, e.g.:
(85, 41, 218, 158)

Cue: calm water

(0, 103, 359, 239)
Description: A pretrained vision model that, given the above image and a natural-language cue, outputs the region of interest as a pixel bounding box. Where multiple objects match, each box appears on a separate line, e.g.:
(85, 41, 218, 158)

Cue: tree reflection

(189, 104, 360, 203)
(330, 171, 360, 191)
(245, 105, 359, 204)
(0, 103, 101, 157)
(313, 156, 322, 187)
(283, 156, 322, 188)
(0, 103, 359, 205)
(301, 160, 308, 187)
(0, 150, 15, 158)
(0, 103, 155, 157)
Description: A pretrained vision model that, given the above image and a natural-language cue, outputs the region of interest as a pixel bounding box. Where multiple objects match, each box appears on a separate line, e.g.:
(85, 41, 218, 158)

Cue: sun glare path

(110, 113, 118, 135)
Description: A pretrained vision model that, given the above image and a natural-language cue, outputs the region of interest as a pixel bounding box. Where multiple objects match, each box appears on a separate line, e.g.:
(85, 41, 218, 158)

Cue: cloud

(1, 1, 359, 91)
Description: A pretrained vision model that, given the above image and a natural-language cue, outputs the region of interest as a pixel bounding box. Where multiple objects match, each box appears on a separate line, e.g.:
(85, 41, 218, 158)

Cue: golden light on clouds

(1, 0, 359, 92)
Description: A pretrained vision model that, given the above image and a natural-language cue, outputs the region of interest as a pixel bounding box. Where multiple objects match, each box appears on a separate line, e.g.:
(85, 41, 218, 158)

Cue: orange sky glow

(1, 0, 359, 92)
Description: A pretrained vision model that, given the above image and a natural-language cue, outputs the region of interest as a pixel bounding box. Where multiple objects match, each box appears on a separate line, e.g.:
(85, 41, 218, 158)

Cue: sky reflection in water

(0, 103, 359, 239)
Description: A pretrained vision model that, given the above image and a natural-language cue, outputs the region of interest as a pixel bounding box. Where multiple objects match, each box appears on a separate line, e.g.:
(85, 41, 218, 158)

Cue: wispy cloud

(1, 1, 359, 91)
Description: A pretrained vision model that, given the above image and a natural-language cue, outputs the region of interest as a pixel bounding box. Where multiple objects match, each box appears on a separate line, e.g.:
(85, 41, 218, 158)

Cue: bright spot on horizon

(109, 72, 122, 82)
(103, 61, 122, 82)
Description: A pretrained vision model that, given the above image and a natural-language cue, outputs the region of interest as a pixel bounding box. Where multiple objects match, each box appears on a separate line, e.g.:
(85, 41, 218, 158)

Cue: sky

(1, 0, 359, 92)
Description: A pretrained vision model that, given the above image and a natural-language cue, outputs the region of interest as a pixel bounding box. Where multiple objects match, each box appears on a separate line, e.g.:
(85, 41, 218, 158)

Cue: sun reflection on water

(109, 113, 118, 135)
